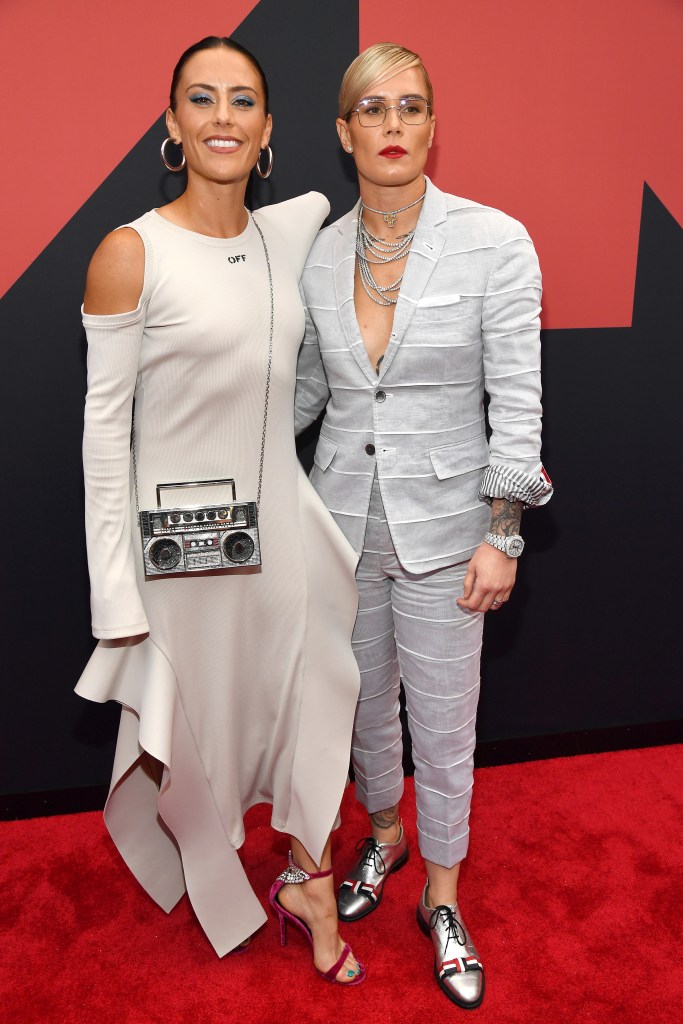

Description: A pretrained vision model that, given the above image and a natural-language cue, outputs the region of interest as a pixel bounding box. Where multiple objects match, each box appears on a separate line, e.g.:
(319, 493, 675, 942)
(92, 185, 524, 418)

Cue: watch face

(506, 536, 525, 557)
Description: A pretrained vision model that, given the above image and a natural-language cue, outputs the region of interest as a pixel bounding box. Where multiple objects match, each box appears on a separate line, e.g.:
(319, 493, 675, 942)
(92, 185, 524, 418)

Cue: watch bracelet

(483, 531, 524, 556)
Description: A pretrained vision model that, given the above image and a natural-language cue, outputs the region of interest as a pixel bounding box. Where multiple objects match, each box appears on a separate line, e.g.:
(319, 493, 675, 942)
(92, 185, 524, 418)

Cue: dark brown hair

(169, 37, 269, 114)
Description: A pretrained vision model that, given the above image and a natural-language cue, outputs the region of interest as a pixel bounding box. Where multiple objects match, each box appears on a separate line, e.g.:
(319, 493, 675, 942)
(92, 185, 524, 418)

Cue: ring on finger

(492, 598, 502, 607)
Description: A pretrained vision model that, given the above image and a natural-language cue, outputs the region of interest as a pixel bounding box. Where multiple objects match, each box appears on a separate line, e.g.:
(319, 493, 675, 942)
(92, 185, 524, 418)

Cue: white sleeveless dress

(76, 194, 360, 955)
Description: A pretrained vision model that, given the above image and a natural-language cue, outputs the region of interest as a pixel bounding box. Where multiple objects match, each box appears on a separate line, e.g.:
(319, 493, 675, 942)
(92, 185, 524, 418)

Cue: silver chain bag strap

(134, 213, 274, 577)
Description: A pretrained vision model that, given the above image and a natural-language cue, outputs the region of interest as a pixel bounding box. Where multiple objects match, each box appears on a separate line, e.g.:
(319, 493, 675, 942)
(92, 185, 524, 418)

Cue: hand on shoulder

(83, 227, 145, 315)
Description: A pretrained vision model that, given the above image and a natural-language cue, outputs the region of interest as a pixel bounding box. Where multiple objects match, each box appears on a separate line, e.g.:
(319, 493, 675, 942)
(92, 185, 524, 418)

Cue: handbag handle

(155, 478, 237, 509)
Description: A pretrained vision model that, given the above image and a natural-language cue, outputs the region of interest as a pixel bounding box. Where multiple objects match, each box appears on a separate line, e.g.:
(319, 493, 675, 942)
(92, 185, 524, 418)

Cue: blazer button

(365, 443, 376, 456)
(375, 390, 386, 402)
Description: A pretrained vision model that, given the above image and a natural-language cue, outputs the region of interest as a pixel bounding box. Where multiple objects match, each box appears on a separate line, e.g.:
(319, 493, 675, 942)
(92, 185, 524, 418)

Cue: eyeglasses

(348, 97, 431, 127)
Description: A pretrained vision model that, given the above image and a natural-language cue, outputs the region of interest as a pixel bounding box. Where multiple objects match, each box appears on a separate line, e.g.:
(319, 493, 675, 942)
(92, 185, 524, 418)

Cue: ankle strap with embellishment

(276, 850, 333, 884)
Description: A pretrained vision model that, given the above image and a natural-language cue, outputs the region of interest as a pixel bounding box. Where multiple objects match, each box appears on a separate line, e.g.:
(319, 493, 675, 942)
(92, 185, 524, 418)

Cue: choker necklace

(361, 188, 426, 228)
(356, 203, 418, 306)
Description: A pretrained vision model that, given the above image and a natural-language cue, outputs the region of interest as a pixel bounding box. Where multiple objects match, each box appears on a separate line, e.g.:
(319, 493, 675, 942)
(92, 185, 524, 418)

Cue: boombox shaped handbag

(139, 478, 261, 576)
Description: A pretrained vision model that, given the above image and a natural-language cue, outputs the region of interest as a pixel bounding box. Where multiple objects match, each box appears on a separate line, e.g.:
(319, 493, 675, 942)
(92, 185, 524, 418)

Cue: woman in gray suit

(295, 43, 552, 1008)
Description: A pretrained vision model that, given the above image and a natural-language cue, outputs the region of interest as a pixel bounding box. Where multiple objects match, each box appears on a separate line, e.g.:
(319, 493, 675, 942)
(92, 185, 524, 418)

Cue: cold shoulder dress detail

(76, 194, 361, 956)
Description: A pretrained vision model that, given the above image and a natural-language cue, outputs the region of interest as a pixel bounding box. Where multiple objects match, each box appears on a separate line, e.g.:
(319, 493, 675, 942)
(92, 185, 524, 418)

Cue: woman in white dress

(77, 36, 364, 983)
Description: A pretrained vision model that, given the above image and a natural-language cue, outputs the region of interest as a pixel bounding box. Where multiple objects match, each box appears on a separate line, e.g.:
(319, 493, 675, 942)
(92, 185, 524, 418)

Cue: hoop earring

(255, 146, 273, 179)
(161, 137, 186, 172)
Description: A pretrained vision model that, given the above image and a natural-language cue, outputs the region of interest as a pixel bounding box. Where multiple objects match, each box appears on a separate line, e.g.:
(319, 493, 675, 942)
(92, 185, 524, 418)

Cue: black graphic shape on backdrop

(477, 183, 683, 740)
(0, 0, 359, 796)
(394, 184, 683, 777)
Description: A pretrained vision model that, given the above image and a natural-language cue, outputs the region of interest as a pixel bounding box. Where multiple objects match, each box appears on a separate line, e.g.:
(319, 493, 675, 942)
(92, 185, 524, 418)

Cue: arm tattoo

(371, 805, 399, 830)
(490, 498, 523, 536)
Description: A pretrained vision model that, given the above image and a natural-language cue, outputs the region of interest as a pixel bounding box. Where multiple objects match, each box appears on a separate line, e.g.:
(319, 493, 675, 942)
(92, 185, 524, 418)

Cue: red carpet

(1, 745, 681, 1023)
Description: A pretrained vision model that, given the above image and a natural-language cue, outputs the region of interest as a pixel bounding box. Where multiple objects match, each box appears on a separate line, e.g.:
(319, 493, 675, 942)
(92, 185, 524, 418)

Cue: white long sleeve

(82, 303, 149, 638)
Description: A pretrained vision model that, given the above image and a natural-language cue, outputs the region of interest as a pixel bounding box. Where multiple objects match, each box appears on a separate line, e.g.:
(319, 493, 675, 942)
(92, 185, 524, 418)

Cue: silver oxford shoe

(416, 884, 485, 1009)
(337, 826, 409, 921)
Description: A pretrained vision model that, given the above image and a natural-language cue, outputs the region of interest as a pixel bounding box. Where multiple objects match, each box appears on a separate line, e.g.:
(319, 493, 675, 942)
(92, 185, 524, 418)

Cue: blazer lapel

(376, 178, 448, 379)
(333, 203, 378, 385)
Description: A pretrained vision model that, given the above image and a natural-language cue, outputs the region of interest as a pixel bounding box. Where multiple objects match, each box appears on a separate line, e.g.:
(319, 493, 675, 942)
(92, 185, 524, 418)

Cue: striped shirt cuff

(479, 464, 553, 508)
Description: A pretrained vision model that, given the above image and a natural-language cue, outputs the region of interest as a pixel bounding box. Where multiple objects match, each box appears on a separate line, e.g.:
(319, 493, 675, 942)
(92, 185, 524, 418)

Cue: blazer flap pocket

(313, 434, 338, 471)
(429, 435, 489, 480)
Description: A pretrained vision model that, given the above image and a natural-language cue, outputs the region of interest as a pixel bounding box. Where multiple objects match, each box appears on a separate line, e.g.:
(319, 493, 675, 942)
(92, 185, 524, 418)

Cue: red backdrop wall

(360, 0, 682, 328)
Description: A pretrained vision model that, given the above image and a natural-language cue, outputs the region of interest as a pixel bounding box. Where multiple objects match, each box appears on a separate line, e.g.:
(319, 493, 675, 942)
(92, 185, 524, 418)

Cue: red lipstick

(379, 146, 407, 158)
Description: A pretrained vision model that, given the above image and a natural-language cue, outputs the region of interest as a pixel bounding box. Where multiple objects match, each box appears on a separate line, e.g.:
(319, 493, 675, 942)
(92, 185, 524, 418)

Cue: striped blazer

(295, 178, 552, 573)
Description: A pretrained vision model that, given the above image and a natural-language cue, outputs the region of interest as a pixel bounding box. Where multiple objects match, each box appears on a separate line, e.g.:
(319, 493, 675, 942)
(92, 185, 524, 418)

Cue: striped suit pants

(351, 473, 484, 867)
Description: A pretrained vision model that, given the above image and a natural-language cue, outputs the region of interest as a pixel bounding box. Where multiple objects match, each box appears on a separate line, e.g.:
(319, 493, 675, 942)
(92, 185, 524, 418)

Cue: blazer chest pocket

(412, 295, 474, 324)
(313, 434, 338, 472)
(429, 434, 489, 480)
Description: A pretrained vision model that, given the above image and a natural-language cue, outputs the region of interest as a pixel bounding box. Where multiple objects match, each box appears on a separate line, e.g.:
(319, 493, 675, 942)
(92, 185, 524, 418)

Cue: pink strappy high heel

(269, 852, 366, 985)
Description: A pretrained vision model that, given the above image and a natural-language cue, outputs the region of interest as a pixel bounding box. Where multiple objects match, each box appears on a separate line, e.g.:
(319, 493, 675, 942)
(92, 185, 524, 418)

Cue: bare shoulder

(83, 227, 145, 314)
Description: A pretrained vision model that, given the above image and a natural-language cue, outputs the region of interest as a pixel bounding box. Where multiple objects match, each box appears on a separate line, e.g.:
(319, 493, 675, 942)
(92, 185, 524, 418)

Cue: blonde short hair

(338, 42, 433, 119)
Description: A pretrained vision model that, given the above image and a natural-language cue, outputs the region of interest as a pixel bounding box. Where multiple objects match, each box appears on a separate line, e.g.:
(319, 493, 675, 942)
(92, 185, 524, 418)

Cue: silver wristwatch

(484, 532, 525, 558)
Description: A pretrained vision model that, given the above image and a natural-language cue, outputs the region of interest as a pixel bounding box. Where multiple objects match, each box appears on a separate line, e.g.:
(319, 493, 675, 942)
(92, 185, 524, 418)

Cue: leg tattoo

(371, 805, 400, 831)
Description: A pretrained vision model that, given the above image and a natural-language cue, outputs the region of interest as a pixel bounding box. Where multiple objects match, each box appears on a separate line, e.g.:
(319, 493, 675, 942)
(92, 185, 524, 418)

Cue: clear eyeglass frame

(348, 98, 432, 127)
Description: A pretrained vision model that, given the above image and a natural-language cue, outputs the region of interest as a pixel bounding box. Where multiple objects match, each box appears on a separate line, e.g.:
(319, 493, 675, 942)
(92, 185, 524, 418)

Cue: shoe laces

(355, 837, 387, 875)
(429, 905, 467, 953)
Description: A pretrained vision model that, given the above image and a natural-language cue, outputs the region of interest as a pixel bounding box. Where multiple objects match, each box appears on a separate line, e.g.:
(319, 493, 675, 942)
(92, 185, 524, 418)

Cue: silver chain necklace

(356, 194, 426, 306)
(355, 190, 426, 306)
(356, 214, 412, 306)
(362, 189, 426, 228)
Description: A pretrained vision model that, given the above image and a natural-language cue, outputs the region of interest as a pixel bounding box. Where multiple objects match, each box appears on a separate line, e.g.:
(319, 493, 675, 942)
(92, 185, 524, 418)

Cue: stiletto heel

(269, 852, 366, 986)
